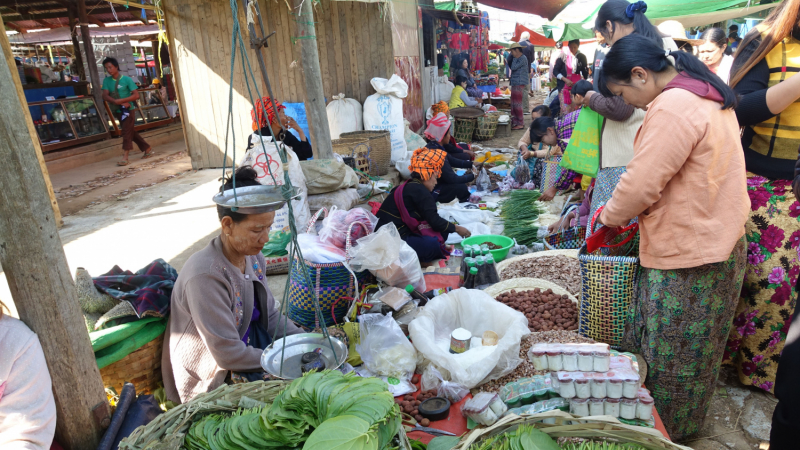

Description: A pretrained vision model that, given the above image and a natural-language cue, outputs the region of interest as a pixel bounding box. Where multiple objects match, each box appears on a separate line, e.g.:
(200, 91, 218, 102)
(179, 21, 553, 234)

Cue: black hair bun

(223, 165, 262, 190)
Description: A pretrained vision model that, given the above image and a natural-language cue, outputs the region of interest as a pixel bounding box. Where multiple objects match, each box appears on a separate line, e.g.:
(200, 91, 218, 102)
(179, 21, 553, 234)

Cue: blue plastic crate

(478, 85, 497, 93)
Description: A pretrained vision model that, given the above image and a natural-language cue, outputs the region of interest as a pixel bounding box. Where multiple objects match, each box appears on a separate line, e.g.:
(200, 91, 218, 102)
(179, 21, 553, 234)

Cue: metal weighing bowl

(261, 333, 348, 379)
(212, 185, 299, 215)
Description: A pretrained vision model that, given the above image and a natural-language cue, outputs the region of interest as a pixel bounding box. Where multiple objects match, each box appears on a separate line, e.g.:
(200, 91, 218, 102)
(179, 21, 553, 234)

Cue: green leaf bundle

(499, 190, 544, 222)
(471, 424, 560, 450)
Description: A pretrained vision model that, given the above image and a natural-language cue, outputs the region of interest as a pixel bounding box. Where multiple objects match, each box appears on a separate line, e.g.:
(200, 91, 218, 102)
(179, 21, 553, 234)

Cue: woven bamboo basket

(456, 410, 691, 450)
(496, 249, 580, 275)
(484, 277, 578, 306)
(99, 333, 164, 395)
(340, 130, 392, 176)
(473, 111, 500, 140)
(453, 117, 477, 142)
(331, 138, 371, 174)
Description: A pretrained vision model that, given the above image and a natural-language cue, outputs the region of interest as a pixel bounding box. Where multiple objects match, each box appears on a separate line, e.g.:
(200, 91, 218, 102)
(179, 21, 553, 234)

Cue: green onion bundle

(499, 190, 546, 245)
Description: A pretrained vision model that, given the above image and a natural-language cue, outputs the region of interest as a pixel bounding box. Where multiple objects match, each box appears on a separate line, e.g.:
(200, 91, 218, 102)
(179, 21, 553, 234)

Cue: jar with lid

(575, 379, 591, 399)
(577, 350, 594, 371)
(607, 379, 623, 398)
(559, 376, 576, 398)
(593, 349, 611, 371)
(622, 378, 639, 399)
(530, 350, 548, 371)
(588, 398, 605, 416)
(562, 350, 578, 371)
(590, 379, 607, 398)
(620, 398, 638, 419)
(637, 397, 654, 420)
(546, 351, 563, 371)
(570, 398, 589, 416)
(604, 398, 620, 417)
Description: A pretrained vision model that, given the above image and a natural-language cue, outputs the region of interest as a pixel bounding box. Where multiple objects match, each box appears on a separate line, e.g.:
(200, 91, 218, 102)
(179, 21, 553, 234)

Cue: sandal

(142, 149, 155, 159)
(117, 160, 130, 166)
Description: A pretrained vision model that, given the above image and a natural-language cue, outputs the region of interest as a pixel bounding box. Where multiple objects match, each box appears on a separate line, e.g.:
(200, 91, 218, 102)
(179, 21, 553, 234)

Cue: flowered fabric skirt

(723, 174, 799, 394)
(588, 166, 634, 232)
(511, 85, 525, 128)
(623, 238, 747, 441)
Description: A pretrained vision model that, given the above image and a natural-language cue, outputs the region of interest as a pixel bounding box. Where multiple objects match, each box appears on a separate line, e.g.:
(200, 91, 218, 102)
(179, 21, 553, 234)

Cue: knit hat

(251, 97, 286, 129)
(424, 112, 452, 143)
(409, 147, 447, 181)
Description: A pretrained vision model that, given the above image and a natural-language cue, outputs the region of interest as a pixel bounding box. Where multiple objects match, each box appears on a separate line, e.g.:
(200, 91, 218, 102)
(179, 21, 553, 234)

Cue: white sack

(327, 93, 363, 139)
(363, 75, 408, 163)
(434, 76, 455, 104)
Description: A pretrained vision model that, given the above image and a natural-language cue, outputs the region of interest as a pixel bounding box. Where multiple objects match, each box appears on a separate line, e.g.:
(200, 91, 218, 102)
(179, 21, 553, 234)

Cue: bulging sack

(433, 76, 455, 104)
(363, 75, 408, 163)
(326, 94, 363, 139)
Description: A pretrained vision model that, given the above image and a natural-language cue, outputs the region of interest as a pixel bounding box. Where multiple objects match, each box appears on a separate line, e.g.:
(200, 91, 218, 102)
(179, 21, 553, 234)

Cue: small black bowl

(419, 397, 451, 421)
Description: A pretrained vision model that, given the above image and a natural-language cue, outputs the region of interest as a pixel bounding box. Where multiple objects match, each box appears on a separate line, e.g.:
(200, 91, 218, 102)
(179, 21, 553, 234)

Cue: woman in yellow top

(449, 75, 482, 109)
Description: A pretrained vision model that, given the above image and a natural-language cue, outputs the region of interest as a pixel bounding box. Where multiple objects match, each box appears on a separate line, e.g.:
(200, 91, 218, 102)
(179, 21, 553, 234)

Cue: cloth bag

(300, 159, 359, 195)
(241, 134, 311, 232)
(560, 108, 602, 178)
(363, 75, 409, 162)
(326, 93, 363, 139)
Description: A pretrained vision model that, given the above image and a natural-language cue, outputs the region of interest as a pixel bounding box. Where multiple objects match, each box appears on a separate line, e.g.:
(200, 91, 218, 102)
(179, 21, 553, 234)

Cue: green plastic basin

(460, 234, 514, 261)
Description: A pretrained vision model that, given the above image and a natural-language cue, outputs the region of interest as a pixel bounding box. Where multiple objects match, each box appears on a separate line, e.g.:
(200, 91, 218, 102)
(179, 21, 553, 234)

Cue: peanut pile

(496, 289, 579, 332)
(499, 255, 581, 295)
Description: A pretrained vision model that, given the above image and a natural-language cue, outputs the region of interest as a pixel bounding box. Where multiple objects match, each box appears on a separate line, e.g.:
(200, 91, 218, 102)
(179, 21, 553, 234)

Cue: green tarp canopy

(435, 0, 455, 11)
(543, 23, 595, 42)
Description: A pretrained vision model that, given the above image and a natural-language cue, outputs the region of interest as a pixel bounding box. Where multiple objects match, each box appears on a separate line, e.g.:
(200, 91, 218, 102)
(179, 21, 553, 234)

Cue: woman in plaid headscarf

(375, 147, 472, 263)
(247, 97, 313, 161)
(423, 113, 476, 203)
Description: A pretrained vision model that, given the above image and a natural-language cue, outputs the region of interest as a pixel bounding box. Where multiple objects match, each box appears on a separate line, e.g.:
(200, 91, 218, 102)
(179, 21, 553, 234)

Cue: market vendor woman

(162, 166, 303, 403)
(247, 96, 313, 161)
(376, 147, 472, 263)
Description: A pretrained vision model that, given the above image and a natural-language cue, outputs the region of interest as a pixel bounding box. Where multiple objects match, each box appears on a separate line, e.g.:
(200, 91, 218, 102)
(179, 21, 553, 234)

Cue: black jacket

(247, 127, 313, 161)
(375, 179, 457, 239)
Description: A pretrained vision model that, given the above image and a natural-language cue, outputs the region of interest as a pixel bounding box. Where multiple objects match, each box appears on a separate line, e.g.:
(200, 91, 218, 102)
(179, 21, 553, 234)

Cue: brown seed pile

(396, 391, 437, 424)
(499, 255, 581, 295)
(496, 289, 579, 332)
(478, 332, 596, 394)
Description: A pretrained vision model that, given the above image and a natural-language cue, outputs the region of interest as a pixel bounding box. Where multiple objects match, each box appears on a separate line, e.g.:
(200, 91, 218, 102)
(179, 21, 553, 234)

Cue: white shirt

(713, 55, 734, 84)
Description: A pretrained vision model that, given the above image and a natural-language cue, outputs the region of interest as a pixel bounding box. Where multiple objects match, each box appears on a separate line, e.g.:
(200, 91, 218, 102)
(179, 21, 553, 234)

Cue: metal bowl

(212, 184, 299, 215)
(261, 333, 348, 379)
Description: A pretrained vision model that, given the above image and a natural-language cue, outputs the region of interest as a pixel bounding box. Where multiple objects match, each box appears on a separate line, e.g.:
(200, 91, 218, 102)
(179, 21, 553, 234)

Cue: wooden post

(76, 0, 109, 124)
(0, 17, 110, 450)
(293, 0, 333, 159)
(67, 5, 85, 81)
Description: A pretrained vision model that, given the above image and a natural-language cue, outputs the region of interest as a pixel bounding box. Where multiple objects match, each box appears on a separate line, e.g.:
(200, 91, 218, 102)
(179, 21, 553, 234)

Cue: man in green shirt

(101, 57, 153, 166)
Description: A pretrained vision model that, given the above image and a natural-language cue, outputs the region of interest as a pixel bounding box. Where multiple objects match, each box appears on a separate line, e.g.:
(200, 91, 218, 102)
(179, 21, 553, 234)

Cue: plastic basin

(461, 234, 514, 261)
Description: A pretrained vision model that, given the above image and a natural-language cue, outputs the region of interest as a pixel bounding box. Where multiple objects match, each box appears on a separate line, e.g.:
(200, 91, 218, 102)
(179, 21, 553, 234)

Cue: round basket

(99, 333, 163, 395)
(332, 138, 371, 175)
(496, 249, 579, 275)
(339, 130, 391, 176)
(473, 111, 500, 140)
(450, 106, 486, 119)
(483, 277, 578, 306)
(453, 117, 477, 142)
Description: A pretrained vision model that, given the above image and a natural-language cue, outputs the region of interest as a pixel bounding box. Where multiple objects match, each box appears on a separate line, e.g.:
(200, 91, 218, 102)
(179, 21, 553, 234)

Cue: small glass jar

(577, 351, 594, 371)
(530, 350, 548, 371)
(562, 350, 578, 371)
(559, 376, 576, 398)
(594, 350, 611, 372)
(620, 398, 638, 420)
(575, 379, 591, 399)
(604, 398, 620, 417)
(550, 372, 560, 391)
(546, 351, 563, 371)
(607, 379, 623, 398)
(571, 398, 590, 416)
(622, 378, 639, 399)
(589, 398, 605, 416)
(637, 397, 654, 420)
(590, 379, 607, 398)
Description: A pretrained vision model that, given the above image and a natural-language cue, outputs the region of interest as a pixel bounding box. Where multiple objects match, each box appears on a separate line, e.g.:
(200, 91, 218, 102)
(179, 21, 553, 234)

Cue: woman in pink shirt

(596, 34, 749, 440)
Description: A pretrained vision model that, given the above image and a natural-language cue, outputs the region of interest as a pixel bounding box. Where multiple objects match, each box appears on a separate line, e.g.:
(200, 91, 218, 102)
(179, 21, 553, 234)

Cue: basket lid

(450, 107, 486, 118)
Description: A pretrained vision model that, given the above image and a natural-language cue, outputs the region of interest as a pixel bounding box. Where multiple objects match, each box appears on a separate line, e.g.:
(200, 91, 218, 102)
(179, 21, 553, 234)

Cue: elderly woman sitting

(162, 166, 303, 404)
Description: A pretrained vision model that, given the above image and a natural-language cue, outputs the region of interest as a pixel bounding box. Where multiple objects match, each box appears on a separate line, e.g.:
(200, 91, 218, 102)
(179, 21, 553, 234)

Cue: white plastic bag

(437, 204, 497, 225)
(318, 207, 378, 250)
(356, 313, 417, 378)
(296, 233, 346, 263)
(420, 365, 469, 403)
(445, 222, 491, 245)
(404, 119, 427, 155)
(363, 75, 408, 163)
(241, 134, 310, 232)
(348, 222, 403, 272)
(395, 155, 413, 179)
(408, 288, 530, 389)
(373, 242, 426, 292)
(476, 168, 491, 192)
(327, 94, 363, 139)
(434, 76, 455, 104)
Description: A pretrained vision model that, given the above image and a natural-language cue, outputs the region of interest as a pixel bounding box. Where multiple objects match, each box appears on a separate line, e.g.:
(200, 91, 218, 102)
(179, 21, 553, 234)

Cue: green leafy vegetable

(470, 424, 559, 450)
(303, 416, 377, 450)
(427, 435, 461, 450)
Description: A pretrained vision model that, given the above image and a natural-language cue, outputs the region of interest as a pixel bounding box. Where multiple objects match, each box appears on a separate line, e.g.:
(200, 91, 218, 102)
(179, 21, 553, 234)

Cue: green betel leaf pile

(184, 370, 401, 450)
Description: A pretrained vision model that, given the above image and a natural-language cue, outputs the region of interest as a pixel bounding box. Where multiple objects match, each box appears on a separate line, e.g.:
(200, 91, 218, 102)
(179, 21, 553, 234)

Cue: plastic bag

(318, 207, 378, 250)
(437, 205, 496, 225)
(354, 366, 416, 396)
(420, 365, 469, 403)
(348, 223, 402, 272)
(395, 155, 413, 179)
(476, 168, 491, 192)
(461, 392, 507, 426)
(408, 288, 530, 389)
(297, 233, 346, 263)
(356, 313, 417, 378)
(262, 231, 292, 257)
(373, 241, 426, 292)
(404, 119, 427, 159)
(445, 222, 491, 245)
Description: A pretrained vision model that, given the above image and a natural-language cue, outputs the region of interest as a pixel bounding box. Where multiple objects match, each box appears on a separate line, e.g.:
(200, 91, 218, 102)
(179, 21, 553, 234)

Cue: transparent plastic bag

(461, 392, 507, 425)
(296, 233, 346, 263)
(356, 313, 417, 378)
(348, 223, 403, 272)
(476, 168, 491, 192)
(318, 206, 378, 250)
(373, 241, 426, 292)
(420, 365, 469, 403)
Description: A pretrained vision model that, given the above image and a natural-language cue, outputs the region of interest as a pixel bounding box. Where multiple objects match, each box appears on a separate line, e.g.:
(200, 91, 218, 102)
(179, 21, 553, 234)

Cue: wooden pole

(76, 0, 109, 124)
(0, 17, 110, 450)
(293, 0, 333, 159)
(67, 5, 85, 81)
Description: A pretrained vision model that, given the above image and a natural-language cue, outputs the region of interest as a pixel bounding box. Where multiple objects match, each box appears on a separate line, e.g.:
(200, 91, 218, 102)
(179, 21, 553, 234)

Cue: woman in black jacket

(247, 97, 313, 160)
(422, 113, 475, 203)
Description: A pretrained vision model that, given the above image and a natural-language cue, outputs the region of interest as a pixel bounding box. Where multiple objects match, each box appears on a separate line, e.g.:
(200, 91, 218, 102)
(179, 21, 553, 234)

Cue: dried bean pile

(478, 332, 595, 393)
(395, 390, 437, 425)
(499, 255, 581, 295)
(496, 289, 579, 332)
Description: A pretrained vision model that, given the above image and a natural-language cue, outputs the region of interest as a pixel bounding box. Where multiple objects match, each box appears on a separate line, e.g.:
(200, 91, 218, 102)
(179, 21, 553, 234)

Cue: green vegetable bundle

(184, 370, 401, 450)
(499, 190, 546, 246)
(560, 442, 648, 450)
(471, 424, 560, 450)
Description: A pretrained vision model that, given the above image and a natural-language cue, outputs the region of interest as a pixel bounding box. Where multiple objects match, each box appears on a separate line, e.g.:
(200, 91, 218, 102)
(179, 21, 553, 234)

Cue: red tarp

(476, 0, 571, 21)
(511, 24, 557, 47)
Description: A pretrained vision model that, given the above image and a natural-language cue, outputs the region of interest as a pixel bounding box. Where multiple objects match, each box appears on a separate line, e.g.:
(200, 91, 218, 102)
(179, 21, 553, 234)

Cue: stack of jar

(527, 343, 611, 372)
(567, 388, 654, 421)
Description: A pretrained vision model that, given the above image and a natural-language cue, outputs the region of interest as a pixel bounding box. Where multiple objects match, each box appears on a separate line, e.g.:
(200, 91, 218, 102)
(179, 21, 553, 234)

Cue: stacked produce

(498, 190, 546, 246)
(494, 289, 578, 332)
(499, 255, 581, 296)
(465, 422, 651, 450)
(184, 371, 401, 450)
